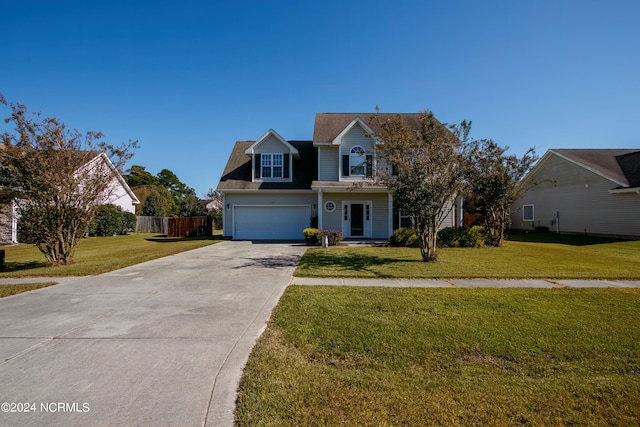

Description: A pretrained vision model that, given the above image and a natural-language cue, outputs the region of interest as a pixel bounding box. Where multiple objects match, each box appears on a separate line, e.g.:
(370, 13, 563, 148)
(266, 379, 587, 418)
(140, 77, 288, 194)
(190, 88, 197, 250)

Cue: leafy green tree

(132, 185, 177, 216)
(0, 94, 136, 265)
(124, 165, 160, 187)
(373, 111, 472, 262)
(141, 193, 169, 217)
(179, 188, 205, 217)
(468, 139, 537, 246)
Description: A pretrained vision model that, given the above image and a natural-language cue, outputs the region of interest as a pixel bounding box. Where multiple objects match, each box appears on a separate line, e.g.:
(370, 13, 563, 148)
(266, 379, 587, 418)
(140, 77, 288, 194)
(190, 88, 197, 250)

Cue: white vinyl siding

(254, 135, 288, 153)
(340, 123, 375, 180)
(318, 146, 339, 181)
(510, 154, 640, 237)
(319, 192, 390, 239)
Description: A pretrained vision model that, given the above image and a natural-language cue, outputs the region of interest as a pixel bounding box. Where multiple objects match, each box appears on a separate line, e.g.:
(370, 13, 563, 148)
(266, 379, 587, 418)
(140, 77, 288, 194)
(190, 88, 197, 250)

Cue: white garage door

(234, 205, 311, 240)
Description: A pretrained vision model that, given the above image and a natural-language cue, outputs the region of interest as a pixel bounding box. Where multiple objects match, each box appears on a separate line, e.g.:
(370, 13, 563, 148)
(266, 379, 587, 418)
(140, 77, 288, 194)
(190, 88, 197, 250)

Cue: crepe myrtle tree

(0, 94, 137, 265)
(372, 111, 472, 262)
(468, 139, 537, 246)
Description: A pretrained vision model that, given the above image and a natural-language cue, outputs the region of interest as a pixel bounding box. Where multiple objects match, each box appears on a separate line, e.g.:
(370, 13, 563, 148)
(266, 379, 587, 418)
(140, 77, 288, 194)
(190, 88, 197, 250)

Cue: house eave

(217, 188, 315, 194)
(244, 129, 301, 159)
(311, 181, 389, 192)
(608, 187, 640, 194)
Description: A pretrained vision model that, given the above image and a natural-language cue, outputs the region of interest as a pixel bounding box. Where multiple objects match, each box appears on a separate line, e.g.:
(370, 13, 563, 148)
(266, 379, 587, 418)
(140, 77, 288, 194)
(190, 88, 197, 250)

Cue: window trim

(260, 153, 283, 179)
(349, 146, 366, 176)
(324, 201, 336, 212)
(399, 210, 415, 228)
(523, 204, 534, 221)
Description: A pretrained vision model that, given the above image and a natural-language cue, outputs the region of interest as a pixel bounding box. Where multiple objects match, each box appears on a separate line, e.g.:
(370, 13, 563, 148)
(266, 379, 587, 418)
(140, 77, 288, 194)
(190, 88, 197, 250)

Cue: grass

(0, 232, 221, 277)
(295, 232, 640, 279)
(236, 286, 640, 426)
(0, 282, 57, 298)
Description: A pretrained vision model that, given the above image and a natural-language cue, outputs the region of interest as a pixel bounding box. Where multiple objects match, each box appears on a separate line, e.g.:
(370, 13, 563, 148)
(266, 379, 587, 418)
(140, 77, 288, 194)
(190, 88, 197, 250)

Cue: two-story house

(216, 113, 457, 241)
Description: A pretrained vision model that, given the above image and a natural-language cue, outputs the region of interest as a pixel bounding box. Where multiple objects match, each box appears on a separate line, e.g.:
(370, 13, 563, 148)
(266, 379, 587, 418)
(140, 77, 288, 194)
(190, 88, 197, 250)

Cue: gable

(217, 141, 316, 191)
(244, 129, 299, 157)
(313, 113, 424, 143)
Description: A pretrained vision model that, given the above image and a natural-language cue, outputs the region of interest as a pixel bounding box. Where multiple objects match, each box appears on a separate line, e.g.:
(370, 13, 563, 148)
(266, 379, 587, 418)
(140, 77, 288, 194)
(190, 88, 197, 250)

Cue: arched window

(350, 146, 366, 176)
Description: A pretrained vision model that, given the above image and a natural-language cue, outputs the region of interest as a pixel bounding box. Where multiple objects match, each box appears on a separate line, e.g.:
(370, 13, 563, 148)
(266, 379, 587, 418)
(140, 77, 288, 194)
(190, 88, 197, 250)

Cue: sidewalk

(291, 277, 640, 288)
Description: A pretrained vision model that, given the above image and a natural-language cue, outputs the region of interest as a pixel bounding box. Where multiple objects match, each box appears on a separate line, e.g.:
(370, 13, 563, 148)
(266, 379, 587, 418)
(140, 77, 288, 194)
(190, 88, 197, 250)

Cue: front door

(350, 203, 364, 237)
(343, 202, 372, 238)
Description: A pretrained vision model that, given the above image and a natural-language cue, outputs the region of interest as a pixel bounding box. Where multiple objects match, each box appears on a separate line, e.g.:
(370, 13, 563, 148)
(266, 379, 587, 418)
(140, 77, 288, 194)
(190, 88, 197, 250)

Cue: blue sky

(2, 0, 639, 196)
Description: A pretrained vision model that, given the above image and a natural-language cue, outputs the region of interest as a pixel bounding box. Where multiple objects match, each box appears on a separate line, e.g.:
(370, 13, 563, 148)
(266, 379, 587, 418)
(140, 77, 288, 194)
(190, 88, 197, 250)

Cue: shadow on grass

(145, 235, 223, 243)
(1, 261, 50, 273)
(298, 250, 420, 277)
(507, 231, 627, 246)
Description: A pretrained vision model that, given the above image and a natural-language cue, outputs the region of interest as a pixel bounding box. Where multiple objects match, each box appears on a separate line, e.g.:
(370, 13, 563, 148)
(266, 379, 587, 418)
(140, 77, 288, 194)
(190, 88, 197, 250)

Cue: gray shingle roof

(553, 149, 640, 187)
(217, 141, 316, 190)
(313, 113, 425, 142)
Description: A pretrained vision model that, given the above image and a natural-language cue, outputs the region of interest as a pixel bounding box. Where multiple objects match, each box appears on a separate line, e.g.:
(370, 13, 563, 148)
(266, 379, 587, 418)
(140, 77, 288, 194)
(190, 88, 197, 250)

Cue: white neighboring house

(0, 152, 139, 244)
(510, 149, 640, 238)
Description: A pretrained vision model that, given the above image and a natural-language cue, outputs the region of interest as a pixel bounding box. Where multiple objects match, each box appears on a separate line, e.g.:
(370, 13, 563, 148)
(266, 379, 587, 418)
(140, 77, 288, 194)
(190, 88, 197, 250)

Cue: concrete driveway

(0, 241, 306, 427)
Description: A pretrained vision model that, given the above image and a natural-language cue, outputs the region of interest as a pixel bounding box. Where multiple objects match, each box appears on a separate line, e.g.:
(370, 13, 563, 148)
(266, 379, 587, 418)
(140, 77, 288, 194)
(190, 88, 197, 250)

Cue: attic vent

(523, 204, 534, 221)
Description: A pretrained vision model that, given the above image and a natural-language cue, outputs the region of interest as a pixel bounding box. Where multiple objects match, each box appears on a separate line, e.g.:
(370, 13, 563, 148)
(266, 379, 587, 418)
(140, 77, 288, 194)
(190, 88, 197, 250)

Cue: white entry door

(343, 202, 372, 238)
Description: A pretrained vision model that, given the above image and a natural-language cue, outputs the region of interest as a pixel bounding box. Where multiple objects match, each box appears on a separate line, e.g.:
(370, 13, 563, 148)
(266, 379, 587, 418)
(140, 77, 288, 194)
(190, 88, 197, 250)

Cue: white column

(388, 192, 393, 237)
(317, 190, 323, 229)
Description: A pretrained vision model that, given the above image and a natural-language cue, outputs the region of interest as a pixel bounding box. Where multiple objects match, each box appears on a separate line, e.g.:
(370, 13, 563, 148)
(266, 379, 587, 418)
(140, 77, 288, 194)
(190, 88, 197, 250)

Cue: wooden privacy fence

(167, 216, 212, 238)
(136, 216, 169, 234)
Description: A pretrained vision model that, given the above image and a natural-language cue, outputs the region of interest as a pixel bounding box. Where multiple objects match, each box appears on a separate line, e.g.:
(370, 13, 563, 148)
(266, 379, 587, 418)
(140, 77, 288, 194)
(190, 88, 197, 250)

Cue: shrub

(303, 228, 322, 246)
(303, 228, 343, 246)
(89, 204, 124, 236)
(322, 229, 343, 246)
(123, 212, 137, 233)
(438, 226, 487, 248)
(390, 227, 420, 248)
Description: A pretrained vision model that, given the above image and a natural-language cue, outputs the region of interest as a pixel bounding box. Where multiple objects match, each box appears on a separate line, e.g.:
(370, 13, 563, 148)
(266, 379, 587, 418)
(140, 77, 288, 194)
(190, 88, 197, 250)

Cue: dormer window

(261, 153, 283, 178)
(350, 146, 366, 176)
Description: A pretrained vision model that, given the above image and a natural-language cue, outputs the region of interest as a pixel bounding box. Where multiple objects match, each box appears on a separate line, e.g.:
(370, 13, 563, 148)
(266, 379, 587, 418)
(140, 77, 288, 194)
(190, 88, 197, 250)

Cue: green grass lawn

(295, 232, 640, 279)
(236, 286, 640, 426)
(0, 282, 57, 298)
(0, 232, 221, 277)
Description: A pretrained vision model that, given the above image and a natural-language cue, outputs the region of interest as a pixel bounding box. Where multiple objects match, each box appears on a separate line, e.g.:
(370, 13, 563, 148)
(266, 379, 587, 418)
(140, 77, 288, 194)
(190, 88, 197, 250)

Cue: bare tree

(373, 111, 472, 262)
(468, 139, 537, 246)
(0, 94, 137, 265)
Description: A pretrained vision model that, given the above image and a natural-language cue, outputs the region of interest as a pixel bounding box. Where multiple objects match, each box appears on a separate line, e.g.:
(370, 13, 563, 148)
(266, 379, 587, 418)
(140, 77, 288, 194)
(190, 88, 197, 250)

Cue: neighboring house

(0, 152, 139, 244)
(217, 113, 458, 241)
(510, 149, 640, 238)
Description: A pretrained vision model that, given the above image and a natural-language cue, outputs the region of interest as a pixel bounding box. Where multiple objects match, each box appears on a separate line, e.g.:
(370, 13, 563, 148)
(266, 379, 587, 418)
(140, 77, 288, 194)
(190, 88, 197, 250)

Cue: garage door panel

(235, 206, 310, 240)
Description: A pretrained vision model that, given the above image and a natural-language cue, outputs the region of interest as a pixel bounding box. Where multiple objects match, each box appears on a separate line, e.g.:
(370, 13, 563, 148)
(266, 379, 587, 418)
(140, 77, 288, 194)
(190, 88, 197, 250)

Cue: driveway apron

(0, 241, 306, 427)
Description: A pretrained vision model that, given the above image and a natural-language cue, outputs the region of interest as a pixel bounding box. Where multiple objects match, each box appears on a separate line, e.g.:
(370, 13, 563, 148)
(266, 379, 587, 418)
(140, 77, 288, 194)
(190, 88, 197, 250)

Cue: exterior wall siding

(320, 192, 390, 239)
(253, 135, 290, 153)
(318, 146, 339, 181)
(223, 192, 317, 237)
(340, 123, 375, 157)
(510, 154, 640, 237)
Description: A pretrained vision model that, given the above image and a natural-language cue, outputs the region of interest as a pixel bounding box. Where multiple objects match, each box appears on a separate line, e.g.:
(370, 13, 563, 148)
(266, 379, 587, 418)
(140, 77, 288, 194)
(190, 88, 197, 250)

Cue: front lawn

(0, 232, 221, 277)
(0, 282, 57, 298)
(236, 286, 640, 426)
(295, 232, 640, 279)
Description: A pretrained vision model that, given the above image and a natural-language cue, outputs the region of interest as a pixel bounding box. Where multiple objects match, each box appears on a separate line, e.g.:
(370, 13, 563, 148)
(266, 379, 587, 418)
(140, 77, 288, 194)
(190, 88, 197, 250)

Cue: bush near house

(88, 204, 137, 237)
(303, 228, 343, 246)
(390, 226, 489, 248)
(438, 226, 488, 248)
(389, 227, 421, 248)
